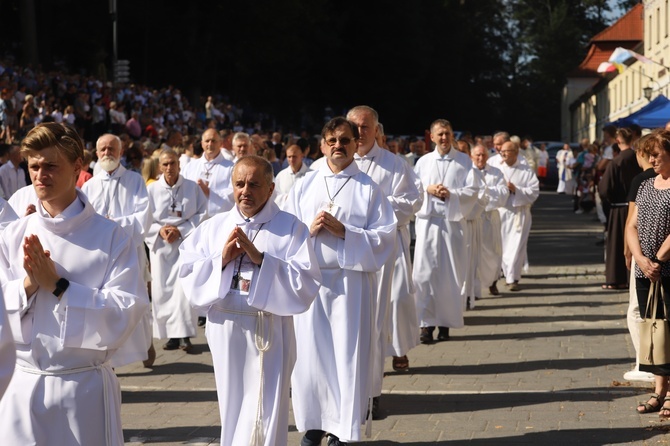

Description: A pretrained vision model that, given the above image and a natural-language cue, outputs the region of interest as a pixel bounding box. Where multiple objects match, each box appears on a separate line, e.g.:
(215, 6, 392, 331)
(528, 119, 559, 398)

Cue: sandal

(637, 393, 662, 414)
(392, 355, 409, 372)
(660, 397, 670, 419)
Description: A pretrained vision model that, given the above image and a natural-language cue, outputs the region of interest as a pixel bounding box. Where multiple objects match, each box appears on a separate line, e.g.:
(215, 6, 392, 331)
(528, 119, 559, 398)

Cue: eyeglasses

(325, 137, 354, 147)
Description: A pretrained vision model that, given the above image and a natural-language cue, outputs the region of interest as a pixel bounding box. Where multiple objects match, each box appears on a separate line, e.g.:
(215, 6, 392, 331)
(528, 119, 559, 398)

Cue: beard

(98, 156, 120, 172)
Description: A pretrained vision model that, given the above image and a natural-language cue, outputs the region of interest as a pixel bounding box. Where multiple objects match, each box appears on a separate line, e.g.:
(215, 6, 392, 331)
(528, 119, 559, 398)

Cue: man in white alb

(0, 122, 148, 445)
(82, 133, 153, 367)
(179, 156, 321, 446)
(274, 144, 309, 206)
(413, 119, 477, 343)
(488, 140, 539, 291)
(286, 117, 397, 446)
(0, 143, 26, 198)
(346, 105, 423, 416)
(146, 149, 207, 352)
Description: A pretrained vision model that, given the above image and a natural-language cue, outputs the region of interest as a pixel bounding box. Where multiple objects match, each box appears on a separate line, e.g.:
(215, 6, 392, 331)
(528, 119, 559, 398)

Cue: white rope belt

(17, 362, 115, 446)
(214, 306, 272, 446)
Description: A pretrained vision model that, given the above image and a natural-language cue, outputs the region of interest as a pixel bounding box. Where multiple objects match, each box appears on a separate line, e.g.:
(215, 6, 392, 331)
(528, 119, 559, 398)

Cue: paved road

(119, 192, 667, 445)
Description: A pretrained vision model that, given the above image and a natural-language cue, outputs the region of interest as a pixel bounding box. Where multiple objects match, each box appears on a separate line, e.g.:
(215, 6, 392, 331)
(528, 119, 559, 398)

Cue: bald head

(500, 141, 518, 166)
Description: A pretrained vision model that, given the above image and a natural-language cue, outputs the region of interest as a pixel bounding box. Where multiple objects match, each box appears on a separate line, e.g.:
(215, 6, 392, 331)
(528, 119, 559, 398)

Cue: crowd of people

(0, 58, 549, 445)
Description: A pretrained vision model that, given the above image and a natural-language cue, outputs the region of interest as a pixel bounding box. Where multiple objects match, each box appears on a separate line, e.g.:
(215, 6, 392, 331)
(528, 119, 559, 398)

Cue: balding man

(82, 133, 154, 367)
(470, 144, 509, 297)
(346, 105, 423, 416)
(182, 128, 235, 218)
(488, 141, 539, 291)
(274, 144, 309, 206)
(179, 156, 321, 446)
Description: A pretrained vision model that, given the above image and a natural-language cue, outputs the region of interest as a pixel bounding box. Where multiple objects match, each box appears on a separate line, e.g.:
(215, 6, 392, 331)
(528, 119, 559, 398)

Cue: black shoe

(327, 434, 348, 446)
(437, 327, 449, 341)
(371, 396, 381, 420)
(420, 326, 434, 344)
(301, 430, 325, 446)
(197, 316, 206, 327)
(179, 337, 193, 353)
(489, 282, 500, 296)
(162, 338, 180, 350)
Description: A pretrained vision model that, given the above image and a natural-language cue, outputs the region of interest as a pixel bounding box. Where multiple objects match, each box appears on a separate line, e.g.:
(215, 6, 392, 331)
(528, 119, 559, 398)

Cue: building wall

(564, 0, 670, 141)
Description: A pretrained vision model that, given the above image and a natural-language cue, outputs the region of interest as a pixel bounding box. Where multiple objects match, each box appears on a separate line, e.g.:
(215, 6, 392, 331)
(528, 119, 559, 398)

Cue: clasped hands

(507, 182, 516, 194)
(222, 226, 263, 266)
(428, 184, 449, 200)
(22, 234, 59, 297)
(310, 211, 346, 239)
(639, 255, 662, 282)
(159, 225, 182, 243)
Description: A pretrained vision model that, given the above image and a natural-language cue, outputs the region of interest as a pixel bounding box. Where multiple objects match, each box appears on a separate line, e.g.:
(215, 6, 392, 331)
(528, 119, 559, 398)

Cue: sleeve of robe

(0, 225, 149, 351)
(445, 167, 478, 222)
(0, 198, 18, 232)
(0, 292, 15, 400)
(388, 160, 423, 226)
(485, 169, 510, 211)
(178, 212, 322, 316)
(111, 179, 151, 241)
(206, 184, 235, 215)
(340, 181, 398, 272)
(511, 170, 540, 208)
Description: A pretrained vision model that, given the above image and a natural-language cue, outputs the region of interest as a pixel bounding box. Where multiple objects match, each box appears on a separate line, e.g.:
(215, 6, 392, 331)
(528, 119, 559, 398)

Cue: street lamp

(643, 86, 653, 101)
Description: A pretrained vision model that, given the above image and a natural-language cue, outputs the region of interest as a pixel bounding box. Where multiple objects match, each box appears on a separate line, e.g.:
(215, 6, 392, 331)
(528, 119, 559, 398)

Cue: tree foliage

(0, 0, 632, 138)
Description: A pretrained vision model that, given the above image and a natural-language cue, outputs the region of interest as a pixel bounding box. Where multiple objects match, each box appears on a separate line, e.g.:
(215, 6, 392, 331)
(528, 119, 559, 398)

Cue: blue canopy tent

(609, 95, 670, 128)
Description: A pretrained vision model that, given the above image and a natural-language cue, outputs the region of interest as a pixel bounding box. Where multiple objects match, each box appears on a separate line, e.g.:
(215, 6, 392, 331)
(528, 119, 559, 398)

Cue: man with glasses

(286, 117, 397, 446)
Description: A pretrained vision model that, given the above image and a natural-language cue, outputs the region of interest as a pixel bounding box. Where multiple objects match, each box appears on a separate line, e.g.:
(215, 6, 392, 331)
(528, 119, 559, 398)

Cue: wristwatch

(53, 277, 70, 298)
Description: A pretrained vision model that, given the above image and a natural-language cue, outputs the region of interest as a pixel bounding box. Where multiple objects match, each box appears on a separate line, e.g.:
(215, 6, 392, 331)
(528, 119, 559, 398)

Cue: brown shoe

(143, 343, 156, 368)
(420, 326, 434, 344)
(179, 337, 194, 353)
(508, 282, 520, 292)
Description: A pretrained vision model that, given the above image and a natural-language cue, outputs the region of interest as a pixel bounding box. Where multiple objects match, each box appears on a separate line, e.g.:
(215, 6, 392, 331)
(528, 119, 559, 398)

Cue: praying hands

(222, 226, 263, 266)
(310, 211, 346, 239)
(22, 234, 59, 297)
(159, 225, 181, 244)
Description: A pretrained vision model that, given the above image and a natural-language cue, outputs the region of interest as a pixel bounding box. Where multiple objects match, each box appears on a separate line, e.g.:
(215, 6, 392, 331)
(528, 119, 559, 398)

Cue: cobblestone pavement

(118, 192, 669, 445)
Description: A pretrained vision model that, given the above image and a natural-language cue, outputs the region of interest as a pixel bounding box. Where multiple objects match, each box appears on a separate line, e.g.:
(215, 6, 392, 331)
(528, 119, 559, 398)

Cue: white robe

(463, 168, 488, 307)
(489, 157, 540, 284)
(181, 151, 235, 217)
(0, 290, 15, 399)
(354, 143, 423, 394)
(413, 148, 477, 328)
(178, 201, 321, 446)
(0, 160, 27, 199)
(476, 165, 509, 290)
(0, 192, 149, 446)
(146, 175, 207, 339)
(556, 148, 575, 194)
(285, 160, 397, 442)
(82, 165, 153, 367)
(7, 184, 37, 217)
(0, 197, 18, 232)
(274, 162, 309, 206)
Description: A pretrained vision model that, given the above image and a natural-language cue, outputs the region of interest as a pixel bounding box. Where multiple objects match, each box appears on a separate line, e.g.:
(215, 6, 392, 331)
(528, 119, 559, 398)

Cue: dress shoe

(507, 282, 520, 292)
(301, 430, 325, 446)
(489, 283, 500, 296)
(327, 434, 348, 446)
(197, 316, 206, 327)
(162, 338, 180, 350)
(371, 396, 381, 420)
(179, 337, 194, 353)
(420, 326, 434, 344)
(437, 326, 449, 341)
(143, 343, 156, 367)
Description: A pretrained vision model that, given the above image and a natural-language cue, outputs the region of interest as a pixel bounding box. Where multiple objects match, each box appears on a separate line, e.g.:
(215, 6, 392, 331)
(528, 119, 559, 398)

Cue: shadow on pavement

(452, 327, 628, 342)
(392, 358, 633, 376)
(464, 314, 623, 325)
(355, 427, 668, 445)
(116, 361, 214, 377)
(122, 389, 217, 404)
(474, 300, 621, 311)
(125, 426, 219, 443)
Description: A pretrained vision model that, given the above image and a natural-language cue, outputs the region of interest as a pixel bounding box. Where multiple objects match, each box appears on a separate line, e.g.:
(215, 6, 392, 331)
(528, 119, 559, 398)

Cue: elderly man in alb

(179, 156, 321, 446)
(285, 117, 397, 446)
(413, 119, 477, 343)
(146, 149, 207, 352)
(471, 144, 509, 297)
(181, 128, 235, 218)
(0, 123, 148, 445)
(82, 133, 154, 367)
(489, 140, 539, 290)
(346, 105, 423, 414)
